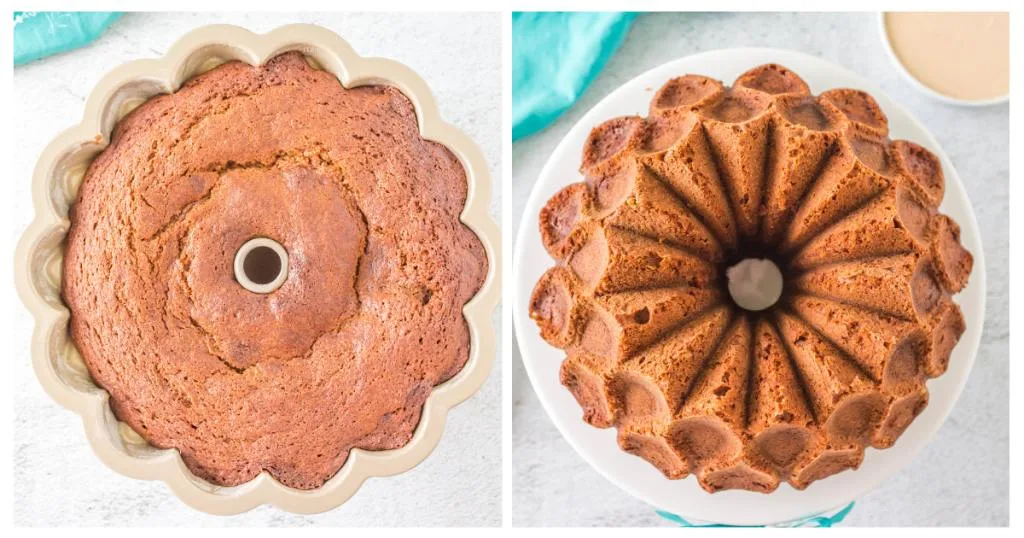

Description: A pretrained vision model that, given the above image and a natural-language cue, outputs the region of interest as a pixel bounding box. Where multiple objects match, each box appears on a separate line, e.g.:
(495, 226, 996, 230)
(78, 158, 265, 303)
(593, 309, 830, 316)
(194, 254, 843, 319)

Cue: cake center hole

(243, 246, 282, 285)
(726, 258, 783, 311)
(234, 238, 288, 294)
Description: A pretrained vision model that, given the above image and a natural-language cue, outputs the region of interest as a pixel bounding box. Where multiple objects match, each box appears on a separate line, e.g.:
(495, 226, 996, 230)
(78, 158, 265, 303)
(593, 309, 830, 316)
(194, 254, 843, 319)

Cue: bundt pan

(512, 48, 985, 525)
(15, 24, 499, 515)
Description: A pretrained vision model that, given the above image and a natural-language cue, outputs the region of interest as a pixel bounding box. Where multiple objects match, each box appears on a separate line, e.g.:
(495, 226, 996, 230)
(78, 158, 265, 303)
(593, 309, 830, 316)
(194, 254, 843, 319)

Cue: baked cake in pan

(63, 52, 487, 489)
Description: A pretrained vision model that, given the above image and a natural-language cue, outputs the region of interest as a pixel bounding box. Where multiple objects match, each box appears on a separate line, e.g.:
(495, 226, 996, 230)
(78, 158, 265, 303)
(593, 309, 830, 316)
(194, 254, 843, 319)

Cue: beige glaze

(884, 12, 1008, 101)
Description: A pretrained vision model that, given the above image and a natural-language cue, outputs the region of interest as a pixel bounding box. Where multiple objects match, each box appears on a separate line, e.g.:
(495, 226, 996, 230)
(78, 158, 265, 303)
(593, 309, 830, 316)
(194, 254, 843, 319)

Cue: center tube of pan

(234, 237, 289, 294)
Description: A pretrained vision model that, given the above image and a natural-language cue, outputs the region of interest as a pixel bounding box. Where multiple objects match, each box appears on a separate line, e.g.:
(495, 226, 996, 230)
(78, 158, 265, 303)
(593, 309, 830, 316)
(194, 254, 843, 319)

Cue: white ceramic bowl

(512, 47, 986, 526)
(877, 12, 1009, 107)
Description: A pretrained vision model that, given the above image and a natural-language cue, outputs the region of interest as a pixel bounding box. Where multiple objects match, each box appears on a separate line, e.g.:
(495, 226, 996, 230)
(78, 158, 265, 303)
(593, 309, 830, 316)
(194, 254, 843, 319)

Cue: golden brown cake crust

(529, 63, 973, 493)
(62, 52, 487, 489)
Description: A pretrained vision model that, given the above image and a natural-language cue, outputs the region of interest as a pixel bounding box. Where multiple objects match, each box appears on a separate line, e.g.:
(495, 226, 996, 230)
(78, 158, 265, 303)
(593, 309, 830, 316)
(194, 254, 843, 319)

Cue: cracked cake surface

(529, 64, 972, 493)
(62, 52, 487, 489)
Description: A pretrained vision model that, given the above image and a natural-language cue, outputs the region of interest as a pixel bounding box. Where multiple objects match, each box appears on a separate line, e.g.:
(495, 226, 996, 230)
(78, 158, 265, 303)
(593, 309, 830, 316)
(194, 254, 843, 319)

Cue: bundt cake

(529, 64, 972, 493)
(62, 52, 487, 489)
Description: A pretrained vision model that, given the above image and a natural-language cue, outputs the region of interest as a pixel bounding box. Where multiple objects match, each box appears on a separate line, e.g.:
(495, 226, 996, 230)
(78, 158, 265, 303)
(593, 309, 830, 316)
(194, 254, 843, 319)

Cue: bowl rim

(14, 23, 500, 515)
(877, 12, 1009, 107)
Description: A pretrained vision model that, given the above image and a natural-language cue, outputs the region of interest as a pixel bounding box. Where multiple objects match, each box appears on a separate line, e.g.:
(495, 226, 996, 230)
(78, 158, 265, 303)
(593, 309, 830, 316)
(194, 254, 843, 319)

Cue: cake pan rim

(14, 22, 500, 516)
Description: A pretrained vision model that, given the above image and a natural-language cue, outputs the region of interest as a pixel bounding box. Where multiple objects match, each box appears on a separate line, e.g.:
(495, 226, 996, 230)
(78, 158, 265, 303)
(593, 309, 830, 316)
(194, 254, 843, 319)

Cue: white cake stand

(512, 48, 986, 526)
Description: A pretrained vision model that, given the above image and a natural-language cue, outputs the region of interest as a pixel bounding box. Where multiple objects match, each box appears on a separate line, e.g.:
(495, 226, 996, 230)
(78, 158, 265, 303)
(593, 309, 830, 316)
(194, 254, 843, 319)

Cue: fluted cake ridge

(529, 64, 973, 493)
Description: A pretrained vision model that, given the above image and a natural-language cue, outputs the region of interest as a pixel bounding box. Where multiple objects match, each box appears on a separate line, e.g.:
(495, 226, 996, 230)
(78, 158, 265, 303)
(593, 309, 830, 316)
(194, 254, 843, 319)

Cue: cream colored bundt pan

(15, 24, 500, 515)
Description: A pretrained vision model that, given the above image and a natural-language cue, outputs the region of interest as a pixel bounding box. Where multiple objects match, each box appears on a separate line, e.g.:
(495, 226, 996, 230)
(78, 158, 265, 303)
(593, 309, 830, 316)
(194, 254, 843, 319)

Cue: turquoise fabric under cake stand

(657, 502, 855, 527)
(14, 12, 122, 66)
(512, 12, 635, 141)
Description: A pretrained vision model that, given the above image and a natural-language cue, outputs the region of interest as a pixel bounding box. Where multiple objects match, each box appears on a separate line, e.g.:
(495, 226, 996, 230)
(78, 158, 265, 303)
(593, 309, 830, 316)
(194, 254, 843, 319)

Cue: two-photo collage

(7, 6, 1012, 530)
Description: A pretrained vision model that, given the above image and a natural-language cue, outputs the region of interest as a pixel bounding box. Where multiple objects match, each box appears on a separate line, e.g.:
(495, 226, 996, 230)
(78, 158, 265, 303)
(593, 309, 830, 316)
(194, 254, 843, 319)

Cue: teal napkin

(512, 12, 635, 142)
(657, 502, 856, 528)
(14, 12, 122, 66)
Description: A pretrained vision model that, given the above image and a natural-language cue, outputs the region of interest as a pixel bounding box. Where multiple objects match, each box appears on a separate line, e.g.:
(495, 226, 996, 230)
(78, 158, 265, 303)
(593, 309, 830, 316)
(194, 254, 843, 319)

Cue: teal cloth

(14, 12, 122, 66)
(656, 502, 856, 528)
(512, 12, 635, 142)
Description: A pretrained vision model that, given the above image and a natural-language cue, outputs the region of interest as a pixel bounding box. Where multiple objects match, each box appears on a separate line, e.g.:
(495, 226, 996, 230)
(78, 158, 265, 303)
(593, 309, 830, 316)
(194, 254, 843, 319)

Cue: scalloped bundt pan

(15, 24, 499, 514)
(529, 64, 972, 493)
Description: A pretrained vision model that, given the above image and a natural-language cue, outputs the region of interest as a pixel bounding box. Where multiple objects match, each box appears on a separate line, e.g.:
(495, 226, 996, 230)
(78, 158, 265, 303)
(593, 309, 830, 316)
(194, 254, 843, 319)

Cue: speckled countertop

(12, 12, 501, 526)
(510, 12, 1008, 527)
